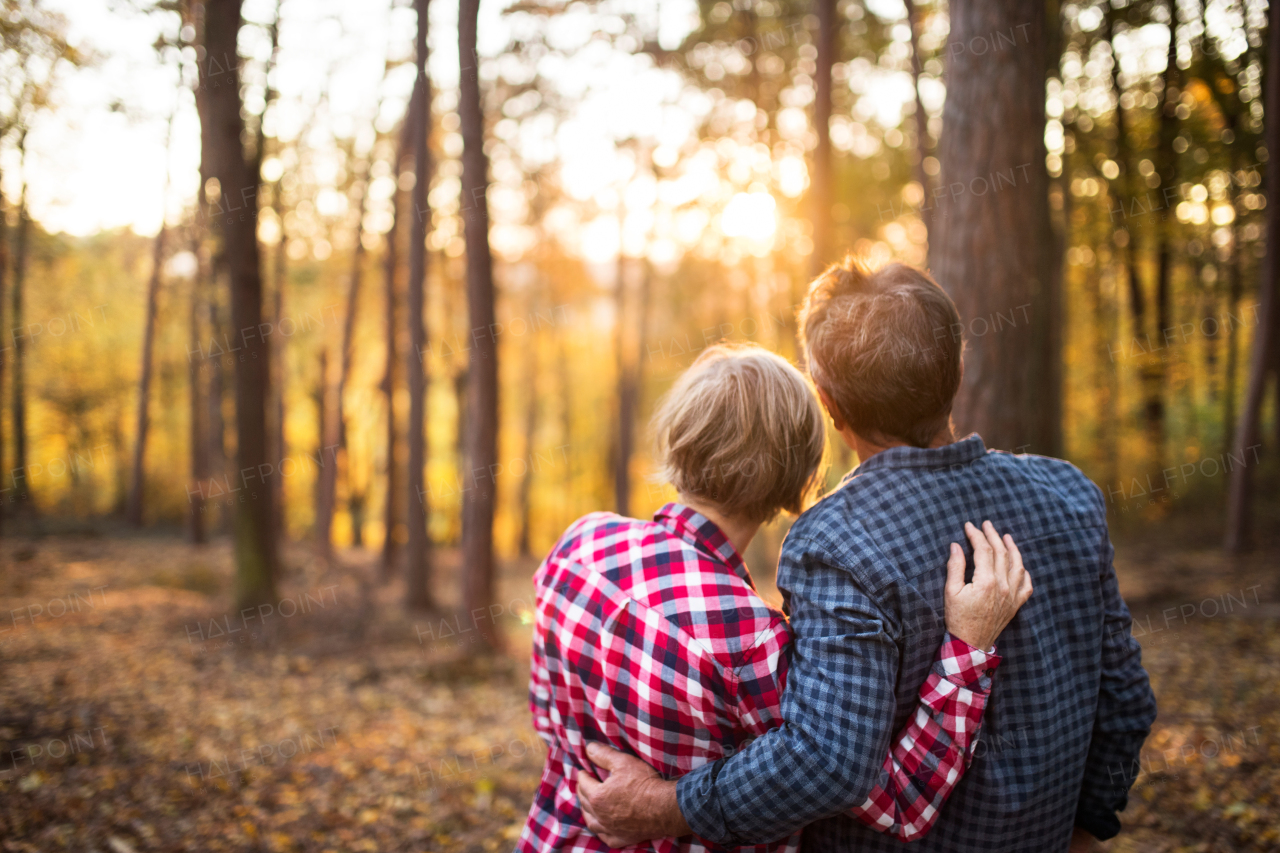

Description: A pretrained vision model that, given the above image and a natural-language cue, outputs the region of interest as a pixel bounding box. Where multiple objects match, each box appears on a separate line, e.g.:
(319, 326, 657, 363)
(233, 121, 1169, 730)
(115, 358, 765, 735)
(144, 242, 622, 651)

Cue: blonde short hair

(652, 344, 826, 524)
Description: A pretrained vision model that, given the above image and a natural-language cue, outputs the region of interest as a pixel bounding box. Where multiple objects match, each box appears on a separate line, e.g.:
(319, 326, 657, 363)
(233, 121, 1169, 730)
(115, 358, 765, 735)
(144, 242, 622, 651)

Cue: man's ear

(815, 385, 847, 432)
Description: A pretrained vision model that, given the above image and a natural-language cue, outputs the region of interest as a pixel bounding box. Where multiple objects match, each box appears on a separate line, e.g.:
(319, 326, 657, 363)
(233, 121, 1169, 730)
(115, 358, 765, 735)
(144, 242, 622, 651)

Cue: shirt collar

(851, 433, 988, 476)
(653, 502, 755, 589)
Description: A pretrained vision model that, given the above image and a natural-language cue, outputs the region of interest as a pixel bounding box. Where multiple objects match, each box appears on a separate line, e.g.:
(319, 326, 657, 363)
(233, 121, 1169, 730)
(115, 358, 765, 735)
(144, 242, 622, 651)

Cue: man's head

(798, 255, 962, 449)
(653, 343, 826, 524)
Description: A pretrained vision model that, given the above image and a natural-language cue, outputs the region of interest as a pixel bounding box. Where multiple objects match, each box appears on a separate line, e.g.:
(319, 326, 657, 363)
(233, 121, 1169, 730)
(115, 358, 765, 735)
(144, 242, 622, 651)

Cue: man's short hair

(798, 255, 962, 448)
(653, 343, 826, 524)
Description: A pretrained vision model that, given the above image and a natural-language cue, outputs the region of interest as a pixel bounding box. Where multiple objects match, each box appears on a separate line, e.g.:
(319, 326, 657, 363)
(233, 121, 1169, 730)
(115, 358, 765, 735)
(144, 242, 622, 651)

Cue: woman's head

(652, 344, 826, 524)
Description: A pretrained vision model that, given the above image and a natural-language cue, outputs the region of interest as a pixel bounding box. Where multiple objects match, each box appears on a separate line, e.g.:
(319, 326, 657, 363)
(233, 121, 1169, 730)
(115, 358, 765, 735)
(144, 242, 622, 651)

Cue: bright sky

(11, 0, 702, 238)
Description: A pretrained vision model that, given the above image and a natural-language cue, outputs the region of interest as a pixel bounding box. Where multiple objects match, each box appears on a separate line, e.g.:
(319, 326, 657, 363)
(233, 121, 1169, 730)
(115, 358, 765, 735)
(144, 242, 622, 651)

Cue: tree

(903, 0, 934, 255)
(11, 130, 29, 506)
(405, 0, 434, 610)
(1225, 0, 1279, 552)
(931, 0, 1056, 454)
(459, 0, 499, 648)
(127, 108, 177, 527)
(810, 0, 836, 274)
(200, 0, 278, 608)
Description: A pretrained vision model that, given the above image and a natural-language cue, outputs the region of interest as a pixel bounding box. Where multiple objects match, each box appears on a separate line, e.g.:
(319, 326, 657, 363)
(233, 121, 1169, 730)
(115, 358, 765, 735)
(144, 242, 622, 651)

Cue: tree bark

(903, 0, 933, 254)
(126, 221, 166, 526)
(201, 0, 278, 607)
(315, 348, 339, 557)
(931, 0, 1055, 453)
(405, 0, 434, 611)
(12, 133, 30, 506)
(1147, 2, 1181, 477)
(334, 156, 370, 551)
(381, 75, 424, 580)
(810, 0, 836, 275)
(459, 0, 499, 649)
(0, 164, 7, 533)
(1225, 0, 1280, 551)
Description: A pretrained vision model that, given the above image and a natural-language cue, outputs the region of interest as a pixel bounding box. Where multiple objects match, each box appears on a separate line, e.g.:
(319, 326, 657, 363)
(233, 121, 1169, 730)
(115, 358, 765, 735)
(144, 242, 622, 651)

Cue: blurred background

(1, 0, 1279, 850)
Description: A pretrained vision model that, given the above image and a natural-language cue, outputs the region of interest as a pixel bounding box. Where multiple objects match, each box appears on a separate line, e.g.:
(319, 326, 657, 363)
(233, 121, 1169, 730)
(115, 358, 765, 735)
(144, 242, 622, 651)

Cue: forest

(1, 0, 1279, 850)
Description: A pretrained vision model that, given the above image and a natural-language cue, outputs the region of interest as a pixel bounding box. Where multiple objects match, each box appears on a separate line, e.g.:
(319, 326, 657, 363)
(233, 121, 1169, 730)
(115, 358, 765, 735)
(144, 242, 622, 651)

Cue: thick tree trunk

(459, 0, 499, 649)
(903, 0, 933, 254)
(126, 222, 166, 526)
(931, 0, 1055, 453)
(1225, 0, 1280, 551)
(810, 0, 836, 275)
(201, 0, 278, 607)
(405, 0, 434, 610)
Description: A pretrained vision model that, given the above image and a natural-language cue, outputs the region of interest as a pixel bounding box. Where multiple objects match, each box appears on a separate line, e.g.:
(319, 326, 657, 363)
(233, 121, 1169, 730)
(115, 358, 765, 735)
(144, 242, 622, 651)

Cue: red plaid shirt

(518, 504, 1001, 853)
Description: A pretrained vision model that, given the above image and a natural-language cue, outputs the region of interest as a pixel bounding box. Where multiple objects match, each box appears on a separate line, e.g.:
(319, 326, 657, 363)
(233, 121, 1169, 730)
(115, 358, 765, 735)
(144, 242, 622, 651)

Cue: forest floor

(1, 496, 1279, 853)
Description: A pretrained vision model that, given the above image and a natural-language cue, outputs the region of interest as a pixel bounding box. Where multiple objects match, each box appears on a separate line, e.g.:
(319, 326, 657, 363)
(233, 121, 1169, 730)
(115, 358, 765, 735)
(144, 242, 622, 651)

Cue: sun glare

(720, 191, 777, 243)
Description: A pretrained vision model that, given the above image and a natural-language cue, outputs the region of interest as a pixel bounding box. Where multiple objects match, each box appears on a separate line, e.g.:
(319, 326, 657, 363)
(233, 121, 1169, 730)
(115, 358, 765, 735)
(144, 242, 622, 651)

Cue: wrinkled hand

(577, 742, 689, 847)
(944, 521, 1033, 651)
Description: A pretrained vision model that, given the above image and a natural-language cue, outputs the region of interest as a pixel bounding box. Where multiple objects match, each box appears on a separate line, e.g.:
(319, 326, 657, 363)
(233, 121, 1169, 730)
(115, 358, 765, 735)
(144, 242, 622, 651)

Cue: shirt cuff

(676, 759, 732, 845)
(936, 632, 1002, 692)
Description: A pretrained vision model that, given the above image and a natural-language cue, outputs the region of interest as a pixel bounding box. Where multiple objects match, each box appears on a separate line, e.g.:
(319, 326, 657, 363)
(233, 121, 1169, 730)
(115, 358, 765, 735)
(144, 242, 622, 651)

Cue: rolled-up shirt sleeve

(677, 545, 900, 846)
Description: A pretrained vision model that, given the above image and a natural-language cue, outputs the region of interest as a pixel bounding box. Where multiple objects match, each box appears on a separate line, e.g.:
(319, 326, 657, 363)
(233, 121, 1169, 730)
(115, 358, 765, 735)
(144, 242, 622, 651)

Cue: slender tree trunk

(459, 0, 499, 649)
(12, 136, 30, 507)
(517, 314, 537, 557)
(271, 230, 286, 538)
(316, 348, 340, 556)
(1147, 2, 1181, 477)
(202, 0, 278, 607)
(0, 164, 7, 533)
(126, 221, 167, 526)
(613, 255, 632, 516)
(188, 219, 208, 544)
(1225, 0, 1280, 551)
(382, 76, 424, 580)
(405, 0, 434, 610)
(334, 160, 370, 552)
(932, 0, 1054, 453)
(810, 0, 836, 275)
(1107, 11, 1147, 345)
(903, 0, 933, 254)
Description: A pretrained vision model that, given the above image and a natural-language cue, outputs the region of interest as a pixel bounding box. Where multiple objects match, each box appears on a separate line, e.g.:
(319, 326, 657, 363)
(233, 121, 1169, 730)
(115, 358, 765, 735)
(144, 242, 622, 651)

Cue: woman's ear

(815, 385, 847, 432)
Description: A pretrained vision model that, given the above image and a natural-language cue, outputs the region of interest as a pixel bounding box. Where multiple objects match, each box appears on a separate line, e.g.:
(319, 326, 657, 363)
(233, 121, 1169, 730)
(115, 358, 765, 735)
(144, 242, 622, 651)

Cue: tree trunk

(1146, 2, 1181, 477)
(12, 134, 30, 507)
(381, 75, 425, 580)
(459, 0, 499, 649)
(405, 0, 434, 611)
(315, 348, 340, 557)
(614, 256, 632, 516)
(931, 0, 1054, 453)
(336, 158, 370, 551)
(0, 164, 7, 533)
(517, 318, 537, 557)
(1225, 0, 1280, 551)
(903, 0, 933, 254)
(126, 221, 166, 526)
(201, 0, 278, 608)
(1106, 10, 1147, 348)
(188, 221, 208, 544)
(271, 228, 286, 539)
(810, 0, 836, 275)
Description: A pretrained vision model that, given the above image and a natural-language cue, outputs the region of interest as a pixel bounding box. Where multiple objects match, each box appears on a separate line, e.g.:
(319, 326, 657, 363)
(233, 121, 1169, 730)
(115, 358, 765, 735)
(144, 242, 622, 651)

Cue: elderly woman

(518, 344, 1031, 853)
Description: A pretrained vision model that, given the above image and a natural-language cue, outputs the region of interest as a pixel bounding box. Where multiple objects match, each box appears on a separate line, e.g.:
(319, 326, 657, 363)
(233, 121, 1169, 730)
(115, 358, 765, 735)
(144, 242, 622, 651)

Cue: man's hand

(1068, 827, 1098, 852)
(577, 742, 691, 847)
(944, 521, 1033, 651)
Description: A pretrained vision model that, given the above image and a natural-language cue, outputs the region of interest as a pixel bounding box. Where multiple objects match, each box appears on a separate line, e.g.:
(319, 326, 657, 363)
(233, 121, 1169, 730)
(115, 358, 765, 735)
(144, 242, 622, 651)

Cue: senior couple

(515, 257, 1157, 852)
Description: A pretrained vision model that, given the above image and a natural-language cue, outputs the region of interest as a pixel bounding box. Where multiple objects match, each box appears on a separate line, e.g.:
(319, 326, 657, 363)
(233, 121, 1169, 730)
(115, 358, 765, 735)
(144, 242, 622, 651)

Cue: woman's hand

(943, 521, 1032, 651)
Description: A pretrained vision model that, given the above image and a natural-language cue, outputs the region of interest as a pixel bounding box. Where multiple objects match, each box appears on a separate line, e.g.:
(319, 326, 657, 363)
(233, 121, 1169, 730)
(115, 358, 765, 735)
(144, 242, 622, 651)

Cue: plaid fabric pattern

(517, 503, 1001, 853)
(676, 435, 1158, 852)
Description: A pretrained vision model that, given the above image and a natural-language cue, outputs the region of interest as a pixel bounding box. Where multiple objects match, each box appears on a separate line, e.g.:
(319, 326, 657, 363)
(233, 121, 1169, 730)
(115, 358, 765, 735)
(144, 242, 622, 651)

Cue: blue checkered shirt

(676, 435, 1156, 851)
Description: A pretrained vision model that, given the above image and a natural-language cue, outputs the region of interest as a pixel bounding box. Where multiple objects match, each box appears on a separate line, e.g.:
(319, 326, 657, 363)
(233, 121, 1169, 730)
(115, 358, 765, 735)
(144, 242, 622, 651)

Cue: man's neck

(848, 425, 956, 465)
